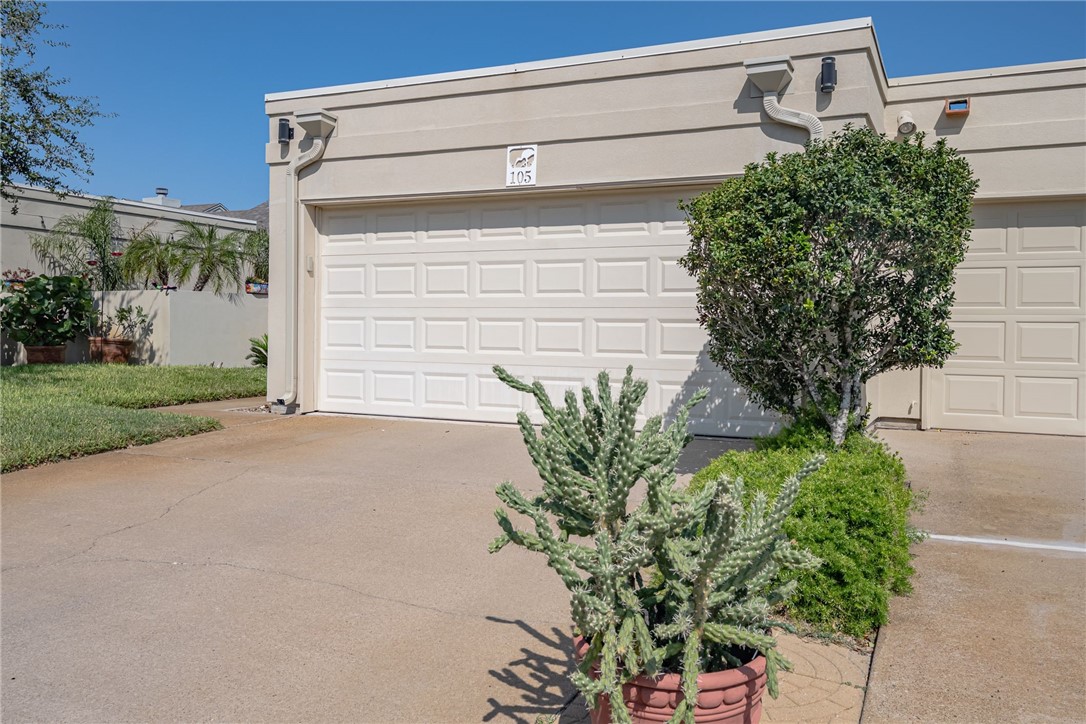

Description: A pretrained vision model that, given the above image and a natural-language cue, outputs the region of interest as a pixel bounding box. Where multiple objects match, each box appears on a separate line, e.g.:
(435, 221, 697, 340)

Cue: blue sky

(25, 2, 1086, 210)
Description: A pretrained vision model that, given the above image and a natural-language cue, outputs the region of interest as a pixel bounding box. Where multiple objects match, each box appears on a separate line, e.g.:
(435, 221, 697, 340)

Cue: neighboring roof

(181, 201, 267, 228)
(214, 201, 269, 229)
(181, 202, 228, 214)
(266, 17, 874, 103)
(8, 184, 258, 226)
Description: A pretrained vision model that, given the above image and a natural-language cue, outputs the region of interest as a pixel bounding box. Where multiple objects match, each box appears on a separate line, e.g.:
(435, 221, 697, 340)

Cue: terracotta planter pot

(24, 345, 66, 364)
(575, 637, 767, 724)
(90, 337, 132, 364)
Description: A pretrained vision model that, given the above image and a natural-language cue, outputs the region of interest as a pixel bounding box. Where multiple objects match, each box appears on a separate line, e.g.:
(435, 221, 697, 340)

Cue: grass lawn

(1, 365, 267, 472)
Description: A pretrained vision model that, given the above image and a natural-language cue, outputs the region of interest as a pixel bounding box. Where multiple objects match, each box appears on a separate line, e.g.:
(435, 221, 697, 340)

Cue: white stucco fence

(1, 290, 268, 367)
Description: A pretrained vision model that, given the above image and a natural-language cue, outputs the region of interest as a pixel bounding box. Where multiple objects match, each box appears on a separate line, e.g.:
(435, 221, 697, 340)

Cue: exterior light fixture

(820, 56, 837, 93)
(897, 111, 917, 136)
(278, 118, 295, 144)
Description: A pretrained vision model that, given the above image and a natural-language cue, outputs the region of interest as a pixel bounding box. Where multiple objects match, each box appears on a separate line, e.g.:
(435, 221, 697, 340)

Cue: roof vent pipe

(276, 109, 337, 412)
(743, 55, 824, 141)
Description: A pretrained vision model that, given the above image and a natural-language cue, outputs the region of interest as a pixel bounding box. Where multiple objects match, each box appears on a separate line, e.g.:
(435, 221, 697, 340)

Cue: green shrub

(0, 274, 94, 346)
(247, 333, 268, 368)
(689, 426, 918, 638)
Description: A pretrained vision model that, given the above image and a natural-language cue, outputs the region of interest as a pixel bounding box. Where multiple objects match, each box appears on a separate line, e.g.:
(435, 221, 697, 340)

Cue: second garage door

(315, 188, 778, 437)
(928, 200, 1085, 435)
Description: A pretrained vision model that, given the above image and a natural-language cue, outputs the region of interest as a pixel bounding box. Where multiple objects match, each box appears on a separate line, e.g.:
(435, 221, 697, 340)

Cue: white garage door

(929, 200, 1085, 435)
(315, 188, 777, 437)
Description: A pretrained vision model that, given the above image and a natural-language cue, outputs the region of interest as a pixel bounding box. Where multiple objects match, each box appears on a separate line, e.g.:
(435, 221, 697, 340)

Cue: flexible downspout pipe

(761, 91, 823, 141)
(277, 112, 336, 408)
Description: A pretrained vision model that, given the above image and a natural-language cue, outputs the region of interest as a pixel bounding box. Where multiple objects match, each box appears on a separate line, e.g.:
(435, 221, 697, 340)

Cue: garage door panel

(929, 200, 1085, 435)
(317, 189, 771, 437)
(321, 248, 696, 303)
(1016, 322, 1081, 365)
(318, 358, 773, 437)
(1017, 265, 1082, 309)
(320, 194, 694, 257)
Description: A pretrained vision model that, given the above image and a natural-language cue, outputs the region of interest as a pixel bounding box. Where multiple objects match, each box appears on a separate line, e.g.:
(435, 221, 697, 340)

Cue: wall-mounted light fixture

(897, 111, 917, 136)
(820, 56, 837, 93)
(278, 118, 295, 144)
(945, 98, 971, 117)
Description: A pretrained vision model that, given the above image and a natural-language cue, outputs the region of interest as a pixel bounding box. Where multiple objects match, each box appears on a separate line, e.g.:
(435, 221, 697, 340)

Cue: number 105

(509, 169, 533, 185)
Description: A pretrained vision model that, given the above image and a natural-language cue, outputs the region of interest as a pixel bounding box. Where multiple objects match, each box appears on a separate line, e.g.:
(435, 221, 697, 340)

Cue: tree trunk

(830, 383, 852, 447)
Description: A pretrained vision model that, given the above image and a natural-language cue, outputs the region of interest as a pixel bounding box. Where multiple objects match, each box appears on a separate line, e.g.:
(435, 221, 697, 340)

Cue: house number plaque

(506, 145, 537, 187)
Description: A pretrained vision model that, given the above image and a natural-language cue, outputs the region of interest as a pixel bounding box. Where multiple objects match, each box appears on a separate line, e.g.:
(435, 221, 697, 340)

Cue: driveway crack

(72, 554, 568, 627)
(1, 466, 253, 573)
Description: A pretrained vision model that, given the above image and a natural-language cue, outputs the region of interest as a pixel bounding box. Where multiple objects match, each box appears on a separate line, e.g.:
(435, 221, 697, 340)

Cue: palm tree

(31, 197, 126, 290)
(121, 229, 187, 289)
(175, 220, 244, 295)
(242, 227, 269, 281)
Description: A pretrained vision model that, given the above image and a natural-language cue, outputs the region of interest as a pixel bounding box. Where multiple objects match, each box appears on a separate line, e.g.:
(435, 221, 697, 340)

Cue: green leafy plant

(98, 304, 150, 341)
(121, 230, 186, 289)
(1, 0, 112, 213)
(30, 197, 128, 290)
(246, 333, 268, 367)
(0, 273, 93, 346)
(689, 424, 920, 638)
(488, 365, 821, 723)
(680, 126, 979, 445)
(175, 220, 244, 295)
(242, 228, 269, 283)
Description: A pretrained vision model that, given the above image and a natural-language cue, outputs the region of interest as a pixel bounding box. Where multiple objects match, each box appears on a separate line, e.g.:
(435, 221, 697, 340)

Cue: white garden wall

(97, 290, 268, 366)
(1, 291, 267, 367)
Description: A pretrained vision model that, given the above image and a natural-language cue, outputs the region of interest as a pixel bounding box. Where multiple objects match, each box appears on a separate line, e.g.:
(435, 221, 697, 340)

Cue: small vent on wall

(945, 98, 971, 117)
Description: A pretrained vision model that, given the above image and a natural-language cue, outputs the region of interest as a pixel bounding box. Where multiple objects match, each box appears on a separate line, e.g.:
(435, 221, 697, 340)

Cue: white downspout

(761, 91, 824, 140)
(743, 56, 824, 142)
(276, 110, 337, 410)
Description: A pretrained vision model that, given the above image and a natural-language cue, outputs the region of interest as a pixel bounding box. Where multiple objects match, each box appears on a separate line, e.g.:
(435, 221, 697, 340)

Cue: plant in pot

(0, 275, 94, 363)
(91, 305, 151, 363)
(488, 366, 822, 724)
(244, 277, 268, 295)
(2, 268, 35, 291)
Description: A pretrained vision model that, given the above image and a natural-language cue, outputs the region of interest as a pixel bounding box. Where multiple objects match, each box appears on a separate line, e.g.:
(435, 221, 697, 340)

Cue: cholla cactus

(489, 365, 821, 724)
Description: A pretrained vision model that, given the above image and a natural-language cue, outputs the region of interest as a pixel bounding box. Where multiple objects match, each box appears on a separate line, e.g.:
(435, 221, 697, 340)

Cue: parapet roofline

(10, 184, 258, 226)
(265, 17, 874, 103)
(889, 57, 1086, 86)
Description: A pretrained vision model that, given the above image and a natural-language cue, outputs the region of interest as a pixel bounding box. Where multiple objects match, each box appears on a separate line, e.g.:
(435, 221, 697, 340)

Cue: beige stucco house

(1, 185, 260, 277)
(263, 17, 1085, 437)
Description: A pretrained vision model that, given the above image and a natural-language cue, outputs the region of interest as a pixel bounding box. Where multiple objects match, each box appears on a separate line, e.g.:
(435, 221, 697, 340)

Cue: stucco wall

(1, 186, 258, 279)
(263, 22, 888, 406)
(885, 61, 1086, 199)
(2, 290, 267, 368)
(263, 19, 1086, 421)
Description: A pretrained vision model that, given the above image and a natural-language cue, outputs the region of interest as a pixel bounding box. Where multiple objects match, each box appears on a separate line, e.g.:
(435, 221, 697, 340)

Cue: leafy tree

(680, 126, 978, 446)
(175, 220, 244, 295)
(31, 196, 127, 290)
(1, 0, 110, 212)
(121, 230, 185, 289)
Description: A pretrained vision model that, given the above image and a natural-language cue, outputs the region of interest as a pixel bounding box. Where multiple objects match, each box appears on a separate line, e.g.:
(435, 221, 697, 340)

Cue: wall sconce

(897, 111, 917, 136)
(820, 56, 837, 93)
(278, 118, 295, 144)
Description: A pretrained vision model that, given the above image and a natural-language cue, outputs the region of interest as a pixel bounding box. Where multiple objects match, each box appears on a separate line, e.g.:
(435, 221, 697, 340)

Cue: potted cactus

(488, 366, 822, 724)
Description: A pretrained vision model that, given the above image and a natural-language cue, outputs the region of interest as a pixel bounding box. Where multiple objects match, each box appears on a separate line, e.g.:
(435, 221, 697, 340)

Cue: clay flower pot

(24, 345, 66, 364)
(575, 637, 768, 724)
(90, 337, 133, 364)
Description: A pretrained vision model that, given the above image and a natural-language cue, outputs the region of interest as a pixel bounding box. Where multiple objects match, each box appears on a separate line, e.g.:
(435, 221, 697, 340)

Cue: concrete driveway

(864, 429, 1086, 722)
(3, 406, 758, 723)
